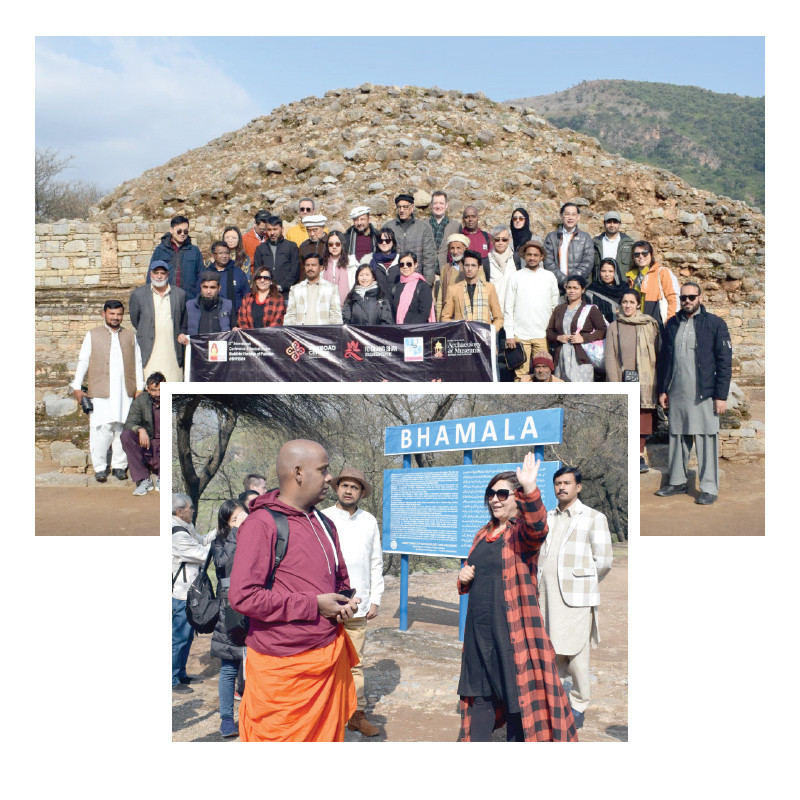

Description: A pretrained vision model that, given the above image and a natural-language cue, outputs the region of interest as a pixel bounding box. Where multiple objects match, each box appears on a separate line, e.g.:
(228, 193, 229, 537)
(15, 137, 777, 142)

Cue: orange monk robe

(239, 627, 359, 742)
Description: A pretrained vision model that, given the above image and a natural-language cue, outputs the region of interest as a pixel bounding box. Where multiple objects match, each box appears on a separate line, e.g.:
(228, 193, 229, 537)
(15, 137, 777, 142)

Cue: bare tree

(35, 147, 104, 222)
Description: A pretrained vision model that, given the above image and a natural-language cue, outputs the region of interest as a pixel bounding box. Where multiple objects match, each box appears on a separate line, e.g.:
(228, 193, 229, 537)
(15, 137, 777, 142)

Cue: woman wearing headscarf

(605, 289, 660, 472)
(585, 257, 630, 325)
(510, 208, 532, 253)
(391, 251, 434, 324)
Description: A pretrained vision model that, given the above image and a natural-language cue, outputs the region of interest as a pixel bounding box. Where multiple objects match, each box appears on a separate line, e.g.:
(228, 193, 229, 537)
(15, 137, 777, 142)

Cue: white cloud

(35, 37, 259, 190)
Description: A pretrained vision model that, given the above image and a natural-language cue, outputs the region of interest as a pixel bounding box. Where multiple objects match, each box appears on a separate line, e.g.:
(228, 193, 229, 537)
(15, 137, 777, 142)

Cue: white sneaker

(133, 477, 153, 496)
(153, 476, 160, 492)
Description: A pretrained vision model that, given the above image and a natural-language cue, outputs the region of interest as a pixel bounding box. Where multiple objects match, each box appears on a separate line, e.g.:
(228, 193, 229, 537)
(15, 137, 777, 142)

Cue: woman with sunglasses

(605, 289, 660, 472)
(509, 208, 532, 253)
(342, 265, 394, 325)
(457, 452, 577, 742)
(487, 225, 516, 310)
(321, 231, 354, 306)
(366, 228, 400, 298)
(624, 240, 678, 331)
(391, 251, 434, 324)
(237, 267, 286, 328)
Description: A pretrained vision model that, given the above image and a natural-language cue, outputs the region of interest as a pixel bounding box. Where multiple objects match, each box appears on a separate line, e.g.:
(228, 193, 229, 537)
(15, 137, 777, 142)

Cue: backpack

(223, 507, 336, 644)
(185, 548, 219, 634)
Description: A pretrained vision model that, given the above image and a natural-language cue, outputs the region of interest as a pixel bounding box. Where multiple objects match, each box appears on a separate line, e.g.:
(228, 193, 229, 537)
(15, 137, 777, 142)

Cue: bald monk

(229, 439, 361, 741)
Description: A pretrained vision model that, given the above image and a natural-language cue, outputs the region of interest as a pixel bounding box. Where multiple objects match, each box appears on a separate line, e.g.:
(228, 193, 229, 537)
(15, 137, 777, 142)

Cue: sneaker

(234, 690, 243, 701)
(571, 708, 585, 730)
(153, 475, 160, 492)
(133, 477, 153, 496)
(639, 456, 649, 474)
(695, 492, 718, 505)
(112, 468, 128, 480)
(94, 470, 108, 483)
(172, 683, 193, 694)
(220, 718, 239, 738)
(347, 710, 380, 737)
(655, 483, 687, 497)
(179, 675, 204, 684)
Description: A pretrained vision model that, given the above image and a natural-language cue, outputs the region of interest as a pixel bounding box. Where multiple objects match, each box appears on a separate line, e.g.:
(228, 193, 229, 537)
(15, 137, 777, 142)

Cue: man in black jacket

(121, 371, 163, 495)
(253, 216, 300, 301)
(592, 211, 633, 284)
(148, 215, 204, 300)
(656, 283, 732, 505)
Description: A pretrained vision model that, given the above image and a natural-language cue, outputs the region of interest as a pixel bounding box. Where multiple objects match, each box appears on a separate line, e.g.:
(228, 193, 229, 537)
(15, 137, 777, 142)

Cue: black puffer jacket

(342, 286, 394, 325)
(210, 527, 245, 662)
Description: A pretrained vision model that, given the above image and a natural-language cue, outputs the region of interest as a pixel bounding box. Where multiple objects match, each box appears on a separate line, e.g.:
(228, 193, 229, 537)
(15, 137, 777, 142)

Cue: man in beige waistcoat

(71, 300, 143, 482)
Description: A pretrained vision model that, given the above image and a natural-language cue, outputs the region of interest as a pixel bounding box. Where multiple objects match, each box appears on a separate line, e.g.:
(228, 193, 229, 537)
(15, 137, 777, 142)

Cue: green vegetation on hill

(514, 80, 764, 210)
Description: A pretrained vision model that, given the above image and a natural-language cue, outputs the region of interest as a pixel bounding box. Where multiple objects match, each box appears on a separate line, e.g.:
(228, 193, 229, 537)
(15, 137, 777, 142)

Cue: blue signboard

(384, 409, 563, 455)
(382, 460, 561, 558)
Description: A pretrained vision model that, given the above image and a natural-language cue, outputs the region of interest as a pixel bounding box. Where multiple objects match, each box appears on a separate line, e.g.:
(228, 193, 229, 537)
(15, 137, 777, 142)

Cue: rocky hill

(91, 83, 764, 309)
(510, 79, 764, 210)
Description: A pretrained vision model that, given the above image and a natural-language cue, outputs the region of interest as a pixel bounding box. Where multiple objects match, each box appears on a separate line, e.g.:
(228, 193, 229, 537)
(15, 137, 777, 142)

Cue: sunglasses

(494, 236, 509, 242)
(299, 207, 313, 213)
(399, 261, 415, 268)
(511, 216, 525, 221)
(486, 488, 512, 501)
(174, 228, 189, 235)
(379, 238, 393, 244)
(633, 251, 651, 258)
(679, 294, 700, 301)
(256, 275, 272, 281)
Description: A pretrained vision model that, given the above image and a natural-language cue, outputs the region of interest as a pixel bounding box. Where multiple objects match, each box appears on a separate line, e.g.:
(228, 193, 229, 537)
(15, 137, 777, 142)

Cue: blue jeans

(172, 597, 195, 686)
(219, 658, 239, 720)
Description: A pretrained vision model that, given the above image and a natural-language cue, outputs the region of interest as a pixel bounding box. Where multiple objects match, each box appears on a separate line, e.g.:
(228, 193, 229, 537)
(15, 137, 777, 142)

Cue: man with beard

(322, 468, 384, 737)
(148, 215, 204, 300)
(129, 261, 187, 382)
(656, 282, 732, 505)
(229, 439, 360, 741)
(384, 193, 436, 285)
(253, 216, 300, 302)
(121, 371, 164, 495)
(538, 467, 613, 730)
(286, 199, 327, 247)
(298, 215, 329, 264)
(592, 211, 633, 284)
(342, 206, 379, 266)
(71, 300, 143, 483)
(203, 241, 250, 314)
(180, 271, 236, 337)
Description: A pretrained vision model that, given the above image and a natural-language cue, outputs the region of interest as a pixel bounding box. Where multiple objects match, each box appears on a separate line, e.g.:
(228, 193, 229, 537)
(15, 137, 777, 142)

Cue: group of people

(171, 439, 614, 742)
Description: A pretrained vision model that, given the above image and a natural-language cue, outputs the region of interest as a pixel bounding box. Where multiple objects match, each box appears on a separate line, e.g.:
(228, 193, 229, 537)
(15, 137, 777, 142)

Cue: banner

(185, 321, 497, 382)
(382, 461, 561, 558)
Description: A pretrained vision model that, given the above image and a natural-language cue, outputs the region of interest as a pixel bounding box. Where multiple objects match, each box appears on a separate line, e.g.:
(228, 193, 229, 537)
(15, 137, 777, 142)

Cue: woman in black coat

(342, 265, 394, 325)
(210, 498, 248, 738)
(391, 251, 434, 324)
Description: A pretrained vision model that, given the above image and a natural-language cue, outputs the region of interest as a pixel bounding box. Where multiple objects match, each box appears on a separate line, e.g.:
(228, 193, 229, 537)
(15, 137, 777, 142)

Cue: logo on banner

(208, 341, 227, 362)
(403, 337, 424, 362)
(285, 341, 306, 361)
(344, 340, 364, 361)
(431, 337, 447, 359)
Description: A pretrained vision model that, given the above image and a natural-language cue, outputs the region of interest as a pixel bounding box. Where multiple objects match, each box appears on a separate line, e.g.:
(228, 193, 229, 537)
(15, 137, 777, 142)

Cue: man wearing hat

(242, 209, 272, 264)
(525, 353, 564, 383)
(321, 468, 384, 737)
(503, 239, 560, 381)
(342, 206, 379, 266)
(298, 214, 329, 264)
(129, 261, 187, 383)
(286, 198, 328, 247)
(384, 193, 436, 286)
(593, 211, 633, 284)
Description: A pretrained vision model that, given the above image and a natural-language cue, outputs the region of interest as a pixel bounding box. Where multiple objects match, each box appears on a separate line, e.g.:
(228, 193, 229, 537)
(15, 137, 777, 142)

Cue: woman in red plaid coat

(237, 267, 286, 329)
(457, 452, 577, 741)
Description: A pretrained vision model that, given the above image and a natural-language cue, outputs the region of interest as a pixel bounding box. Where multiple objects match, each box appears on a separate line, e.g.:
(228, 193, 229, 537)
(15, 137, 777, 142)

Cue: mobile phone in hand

(338, 588, 356, 600)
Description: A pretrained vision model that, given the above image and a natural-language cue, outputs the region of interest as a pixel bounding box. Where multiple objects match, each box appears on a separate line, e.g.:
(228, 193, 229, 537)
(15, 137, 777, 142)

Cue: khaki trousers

(342, 616, 368, 710)
(513, 338, 548, 381)
(556, 637, 591, 713)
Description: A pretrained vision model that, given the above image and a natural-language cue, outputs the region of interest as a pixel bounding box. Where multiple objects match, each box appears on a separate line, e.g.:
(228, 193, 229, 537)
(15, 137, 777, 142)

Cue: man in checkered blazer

(537, 466, 613, 729)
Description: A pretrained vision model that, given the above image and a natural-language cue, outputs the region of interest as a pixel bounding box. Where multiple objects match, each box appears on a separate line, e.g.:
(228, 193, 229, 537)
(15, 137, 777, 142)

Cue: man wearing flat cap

(593, 211, 633, 284)
(322, 467, 384, 737)
(384, 193, 436, 287)
(343, 206, 380, 267)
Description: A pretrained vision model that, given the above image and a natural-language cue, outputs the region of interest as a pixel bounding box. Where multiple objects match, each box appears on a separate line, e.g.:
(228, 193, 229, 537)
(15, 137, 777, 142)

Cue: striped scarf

(461, 279, 489, 322)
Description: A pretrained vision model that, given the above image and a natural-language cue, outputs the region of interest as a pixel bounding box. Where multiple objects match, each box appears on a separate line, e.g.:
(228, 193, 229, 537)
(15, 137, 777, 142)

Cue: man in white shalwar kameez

(71, 300, 143, 481)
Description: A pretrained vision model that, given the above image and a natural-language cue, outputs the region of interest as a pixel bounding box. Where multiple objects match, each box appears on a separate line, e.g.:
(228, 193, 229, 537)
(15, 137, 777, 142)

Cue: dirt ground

(35, 459, 159, 536)
(172, 545, 627, 743)
(640, 392, 765, 536)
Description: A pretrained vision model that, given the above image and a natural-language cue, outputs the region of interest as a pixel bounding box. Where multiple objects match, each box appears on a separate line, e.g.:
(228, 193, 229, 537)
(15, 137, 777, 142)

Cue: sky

(35, 36, 765, 192)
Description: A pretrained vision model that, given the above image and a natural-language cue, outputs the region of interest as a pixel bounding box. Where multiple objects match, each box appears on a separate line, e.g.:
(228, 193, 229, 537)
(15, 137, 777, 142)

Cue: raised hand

(516, 451, 541, 494)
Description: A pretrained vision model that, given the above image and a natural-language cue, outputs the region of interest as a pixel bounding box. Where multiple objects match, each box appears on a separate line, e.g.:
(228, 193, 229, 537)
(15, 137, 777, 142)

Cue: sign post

(382, 410, 563, 640)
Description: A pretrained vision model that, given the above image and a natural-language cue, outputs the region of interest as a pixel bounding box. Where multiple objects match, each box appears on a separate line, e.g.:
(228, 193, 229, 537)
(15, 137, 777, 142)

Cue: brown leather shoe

(347, 710, 379, 737)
